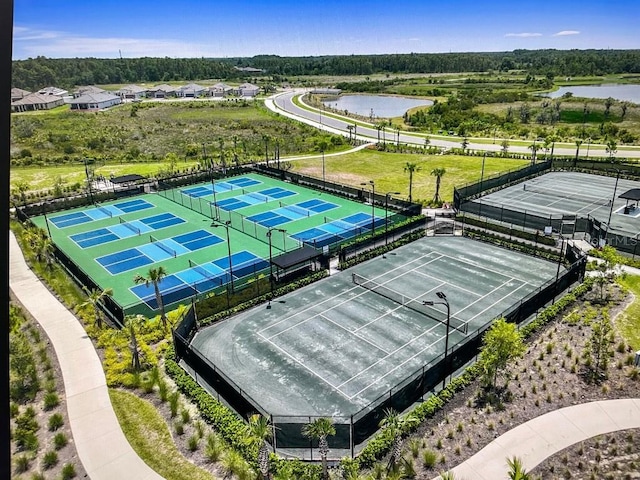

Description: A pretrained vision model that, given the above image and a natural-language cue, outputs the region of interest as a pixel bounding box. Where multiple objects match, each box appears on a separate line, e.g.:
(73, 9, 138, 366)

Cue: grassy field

(290, 149, 528, 203)
(616, 275, 640, 350)
(109, 389, 214, 480)
(10, 161, 200, 191)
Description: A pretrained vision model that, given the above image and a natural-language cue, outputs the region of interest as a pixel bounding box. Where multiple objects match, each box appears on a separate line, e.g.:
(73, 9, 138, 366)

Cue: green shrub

(14, 454, 31, 473)
(42, 450, 59, 469)
(61, 463, 77, 479)
(54, 432, 68, 450)
(204, 433, 224, 462)
(158, 380, 169, 402)
(30, 472, 45, 480)
(180, 408, 191, 424)
(48, 412, 64, 431)
(423, 449, 438, 468)
(43, 391, 60, 410)
(174, 420, 184, 436)
(187, 434, 200, 452)
(10, 402, 19, 418)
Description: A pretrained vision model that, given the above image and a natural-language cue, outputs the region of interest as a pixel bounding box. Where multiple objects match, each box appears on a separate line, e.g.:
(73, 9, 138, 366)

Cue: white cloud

(13, 26, 217, 59)
(553, 30, 580, 36)
(505, 32, 543, 38)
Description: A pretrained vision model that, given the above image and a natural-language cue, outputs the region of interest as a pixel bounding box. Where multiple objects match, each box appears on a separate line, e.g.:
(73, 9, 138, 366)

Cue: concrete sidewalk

(9, 231, 164, 480)
(436, 398, 640, 480)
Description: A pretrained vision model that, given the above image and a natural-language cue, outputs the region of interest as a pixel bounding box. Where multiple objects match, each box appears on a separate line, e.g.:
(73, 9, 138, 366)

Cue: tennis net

(352, 273, 468, 334)
(246, 191, 269, 203)
(119, 217, 141, 235)
(95, 204, 113, 218)
(189, 260, 222, 290)
(149, 235, 177, 258)
(523, 185, 611, 206)
(280, 202, 309, 217)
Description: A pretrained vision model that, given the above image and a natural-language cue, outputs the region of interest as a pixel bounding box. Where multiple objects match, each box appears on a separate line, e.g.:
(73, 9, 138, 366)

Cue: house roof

(210, 82, 232, 91)
(71, 93, 121, 104)
(117, 84, 147, 94)
(238, 83, 259, 89)
(38, 86, 68, 96)
(148, 84, 177, 93)
(12, 92, 63, 106)
(179, 83, 205, 91)
(11, 87, 31, 98)
(271, 245, 322, 269)
(74, 85, 106, 96)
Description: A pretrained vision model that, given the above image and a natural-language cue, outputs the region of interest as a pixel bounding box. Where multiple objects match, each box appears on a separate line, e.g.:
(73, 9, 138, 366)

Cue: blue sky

(12, 0, 640, 59)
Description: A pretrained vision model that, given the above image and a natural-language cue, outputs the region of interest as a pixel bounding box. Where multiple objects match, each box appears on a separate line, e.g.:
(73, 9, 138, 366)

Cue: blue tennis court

(96, 229, 223, 275)
(226, 177, 262, 188)
(70, 213, 184, 248)
(49, 199, 154, 228)
(246, 211, 291, 228)
(297, 199, 339, 213)
(291, 214, 383, 247)
(129, 250, 269, 308)
(260, 187, 297, 200)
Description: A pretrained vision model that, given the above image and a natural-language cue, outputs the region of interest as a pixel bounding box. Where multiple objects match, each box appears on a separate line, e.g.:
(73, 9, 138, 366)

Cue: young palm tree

(403, 162, 421, 203)
(302, 417, 335, 480)
(528, 142, 540, 164)
(124, 315, 144, 371)
(134, 266, 168, 330)
(246, 414, 273, 480)
(81, 286, 114, 329)
(507, 456, 531, 480)
(379, 408, 419, 472)
(431, 167, 446, 204)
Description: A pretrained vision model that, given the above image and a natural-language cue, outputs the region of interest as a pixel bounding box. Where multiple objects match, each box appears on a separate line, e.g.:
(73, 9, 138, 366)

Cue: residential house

(12, 92, 65, 112)
(70, 92, 121, 111)
(147, 84, 177, 98)
(176, 83, 206, 98)
(115, 84, 147, 100)
(208, 82, 233, 97)
(235, 82, 260, 97)
(11, 87, 31, 102)
(73, 85, 107, 98)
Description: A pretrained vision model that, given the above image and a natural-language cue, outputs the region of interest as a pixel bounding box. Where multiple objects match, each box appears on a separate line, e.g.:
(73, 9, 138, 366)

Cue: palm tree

(81, 286, 114, 329)
(134, 267, 168, 330)
(124, 315, 144, 371)
(431, 167, 446, 204)
(500, 139, 510, 156)
(528, 142, 540, 164)
(461, 137, 469, 152)
(424, 137, 431, 150)
(404, 162, 421, 203)
(379, 408, 419, 472)
(574, 139, 583, 163)
(302, 417, 335, 480)
(374, 123, 384, 143)
(247, 414, 273, 480)
(346, 124, 354, 143)
(507, 456, 531, 480)
(606, 138, 617, 160)
(11, 180, 30, 208)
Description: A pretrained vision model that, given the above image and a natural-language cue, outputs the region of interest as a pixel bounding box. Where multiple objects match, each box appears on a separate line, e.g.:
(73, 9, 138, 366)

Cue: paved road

(267, 90, 640, 159)
(9, 231, 164, 480)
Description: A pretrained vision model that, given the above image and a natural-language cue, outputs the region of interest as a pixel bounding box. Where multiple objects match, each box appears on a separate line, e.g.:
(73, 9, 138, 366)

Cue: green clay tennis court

(29, 172, 401, 317)
(190, 236, 562, 418)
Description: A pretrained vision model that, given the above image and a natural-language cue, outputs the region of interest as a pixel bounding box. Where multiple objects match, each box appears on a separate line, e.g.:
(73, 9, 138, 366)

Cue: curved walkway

(9, 231, 164, 480)
(436, 398, 640, 480)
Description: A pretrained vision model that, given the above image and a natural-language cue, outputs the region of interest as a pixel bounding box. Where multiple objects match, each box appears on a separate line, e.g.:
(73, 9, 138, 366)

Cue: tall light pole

(423, 291, 450, 389)
(211, 220, 234, 293)
(266, 227, 287, 304)
(385, 191, 400, 245)
(360, 180, 375, 238)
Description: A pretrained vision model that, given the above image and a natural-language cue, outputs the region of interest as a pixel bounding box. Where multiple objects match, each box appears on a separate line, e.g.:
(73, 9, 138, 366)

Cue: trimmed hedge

(338, 229, 426, 270)
(337, 215, 426, 252)
(458, 216, 557, 246)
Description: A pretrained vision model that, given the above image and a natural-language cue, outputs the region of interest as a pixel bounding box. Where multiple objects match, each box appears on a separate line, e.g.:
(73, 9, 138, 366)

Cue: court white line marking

(454, 277, 526, 317)
(337, 320, 443, 391)
(318, 313, 391, 355)
(413, 269, 483, 298)
(467, 282, 530, 323)
(260, 252, 442, 338)
(257, 333, 350, 399)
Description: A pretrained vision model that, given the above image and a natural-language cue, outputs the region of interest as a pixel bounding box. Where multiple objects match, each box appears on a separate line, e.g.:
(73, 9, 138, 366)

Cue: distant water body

(322, 94, 433, 118)
(544, 84, 640, 104)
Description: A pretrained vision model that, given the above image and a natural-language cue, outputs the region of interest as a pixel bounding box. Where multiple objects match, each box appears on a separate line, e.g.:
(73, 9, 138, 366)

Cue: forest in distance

(12, 48, 640, 91)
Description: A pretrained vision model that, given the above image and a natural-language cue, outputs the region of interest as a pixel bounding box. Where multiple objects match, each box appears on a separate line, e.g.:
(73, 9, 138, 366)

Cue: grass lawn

(290, 149, 528, 203)
(616, 275, 640, 350)
(10, 161, 199, 191)
(109, 389, 214, 480)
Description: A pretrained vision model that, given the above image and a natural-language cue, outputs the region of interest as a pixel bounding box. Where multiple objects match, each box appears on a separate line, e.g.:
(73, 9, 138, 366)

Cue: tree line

(12, 49, 640, 91)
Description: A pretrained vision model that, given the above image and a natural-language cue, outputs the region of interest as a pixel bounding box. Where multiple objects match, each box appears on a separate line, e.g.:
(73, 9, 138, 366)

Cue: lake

(544, 84, 640, 104)
(321, 94, 433, 118)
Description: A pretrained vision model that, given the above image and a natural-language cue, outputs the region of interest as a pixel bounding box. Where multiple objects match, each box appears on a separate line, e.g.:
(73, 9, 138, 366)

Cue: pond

(543, 84, 640, 104)
(321, 94, 433, 118)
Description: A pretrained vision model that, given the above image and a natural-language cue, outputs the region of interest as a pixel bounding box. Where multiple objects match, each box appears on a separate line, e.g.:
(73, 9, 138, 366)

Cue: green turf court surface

(29, 173, 399, 317)
(190, 236, 561, 418)
(474, 171, 640, 238)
